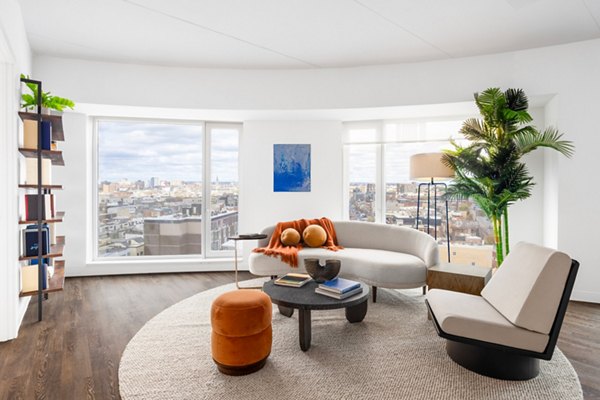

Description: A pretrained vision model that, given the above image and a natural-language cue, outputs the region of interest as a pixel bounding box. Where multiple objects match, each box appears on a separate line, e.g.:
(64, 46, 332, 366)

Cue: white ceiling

(20, 0, 600, 69)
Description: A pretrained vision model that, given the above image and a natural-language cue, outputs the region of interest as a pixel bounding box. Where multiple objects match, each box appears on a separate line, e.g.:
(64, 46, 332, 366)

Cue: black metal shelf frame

(20, 76, 45, 322)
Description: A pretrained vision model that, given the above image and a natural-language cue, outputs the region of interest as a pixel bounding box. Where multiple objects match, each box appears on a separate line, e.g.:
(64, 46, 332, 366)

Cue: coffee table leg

(346, 299, 368, 323)
(299, 309, 311, 351)
(278, 305, 294, 318)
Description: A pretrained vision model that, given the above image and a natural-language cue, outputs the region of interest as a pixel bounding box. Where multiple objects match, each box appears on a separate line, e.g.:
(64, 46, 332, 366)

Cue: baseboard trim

(17, 296, 30, 330)
(571, 290, 600, 304)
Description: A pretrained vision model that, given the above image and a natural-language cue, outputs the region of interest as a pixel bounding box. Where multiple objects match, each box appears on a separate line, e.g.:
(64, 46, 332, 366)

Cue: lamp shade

(409, 152, 454, 181)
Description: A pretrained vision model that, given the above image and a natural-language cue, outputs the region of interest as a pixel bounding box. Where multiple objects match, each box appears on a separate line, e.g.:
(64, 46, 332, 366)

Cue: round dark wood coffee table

(262, 280, 369, 351)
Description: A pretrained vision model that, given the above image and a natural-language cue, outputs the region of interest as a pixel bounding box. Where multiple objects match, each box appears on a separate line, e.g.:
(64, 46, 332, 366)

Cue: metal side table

(228, 234, 268, 289)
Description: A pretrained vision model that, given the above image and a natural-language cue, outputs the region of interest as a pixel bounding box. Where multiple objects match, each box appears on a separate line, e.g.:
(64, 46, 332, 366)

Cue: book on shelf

(315, 286, 363, 300)
(22, 224, 50, 257)
(318, 278, 361, 294)
(21, 263, 49, 292)
(23, 120, 51, 150)
(24, 158, 52, 185)
(48, 222, 57, 245)
(274, 273, 312, 288)
(24, 194, 55, 220)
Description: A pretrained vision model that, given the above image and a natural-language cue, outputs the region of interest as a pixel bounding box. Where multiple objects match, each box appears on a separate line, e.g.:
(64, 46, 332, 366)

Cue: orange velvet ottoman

(211, 290, 272, 375)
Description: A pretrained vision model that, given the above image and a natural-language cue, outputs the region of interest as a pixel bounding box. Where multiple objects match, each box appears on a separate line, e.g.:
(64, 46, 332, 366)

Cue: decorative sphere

(280, 228, 301, 246)
(303, 225, 327, 248)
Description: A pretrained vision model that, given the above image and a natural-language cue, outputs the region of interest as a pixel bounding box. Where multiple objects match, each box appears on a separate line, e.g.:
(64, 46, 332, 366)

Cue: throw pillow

(303, 225, 327, 248)
(280, 228, 301, 246)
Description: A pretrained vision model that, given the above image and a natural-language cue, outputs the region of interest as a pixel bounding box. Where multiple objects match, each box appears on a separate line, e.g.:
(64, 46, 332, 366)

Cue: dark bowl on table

(304, 258, 341, 283)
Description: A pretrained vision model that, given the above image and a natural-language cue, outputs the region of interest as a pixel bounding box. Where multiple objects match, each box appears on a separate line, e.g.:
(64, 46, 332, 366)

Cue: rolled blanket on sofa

(252, 217, 343, 267)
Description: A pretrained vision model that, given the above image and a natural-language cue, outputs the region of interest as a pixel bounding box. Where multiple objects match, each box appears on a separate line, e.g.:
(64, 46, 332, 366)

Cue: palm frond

(459, 118, 491, 143)
(513, 127, 575, 157)
(504, 88, 529, 112)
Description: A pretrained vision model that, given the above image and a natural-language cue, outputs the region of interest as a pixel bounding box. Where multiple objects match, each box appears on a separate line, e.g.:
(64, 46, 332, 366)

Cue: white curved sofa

(249, 221, 439, 297)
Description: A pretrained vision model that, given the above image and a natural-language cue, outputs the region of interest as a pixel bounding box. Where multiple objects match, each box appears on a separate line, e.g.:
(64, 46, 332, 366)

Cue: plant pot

(304, 258, 341, 283)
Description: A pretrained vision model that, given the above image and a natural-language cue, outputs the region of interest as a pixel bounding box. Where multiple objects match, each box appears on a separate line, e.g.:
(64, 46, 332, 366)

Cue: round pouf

(211, 290, 272, 376)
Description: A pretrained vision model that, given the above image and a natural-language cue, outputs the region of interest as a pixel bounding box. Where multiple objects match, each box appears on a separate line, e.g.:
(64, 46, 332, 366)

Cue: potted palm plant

(443, 88, 574, 266)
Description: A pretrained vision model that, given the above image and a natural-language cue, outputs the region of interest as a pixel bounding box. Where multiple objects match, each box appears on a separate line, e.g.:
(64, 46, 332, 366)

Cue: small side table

(427, 263, 492, 296)
(228, 234, 268, 290)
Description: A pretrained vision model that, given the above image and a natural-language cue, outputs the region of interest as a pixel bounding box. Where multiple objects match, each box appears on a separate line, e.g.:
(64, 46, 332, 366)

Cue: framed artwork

(273, 144, 311, 192)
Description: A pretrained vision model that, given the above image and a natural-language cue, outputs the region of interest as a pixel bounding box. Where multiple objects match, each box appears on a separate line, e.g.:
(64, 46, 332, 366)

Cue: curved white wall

(34, 38, 600, 302)
(0, 0, 32, 341)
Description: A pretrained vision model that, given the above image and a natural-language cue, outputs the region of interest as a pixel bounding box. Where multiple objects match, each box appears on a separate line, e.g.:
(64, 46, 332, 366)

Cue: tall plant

(443, 88, 574, 266)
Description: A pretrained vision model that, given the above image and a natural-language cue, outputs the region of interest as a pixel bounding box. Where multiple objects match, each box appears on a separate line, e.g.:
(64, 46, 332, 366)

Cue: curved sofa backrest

(258, 225, 276, 247)
(333, 221, 439, 267)
(258, 221, 439, 267)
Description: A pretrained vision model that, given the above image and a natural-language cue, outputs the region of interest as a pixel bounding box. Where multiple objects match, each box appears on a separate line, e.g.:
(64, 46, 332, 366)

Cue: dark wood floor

(0, 272, 598, 400)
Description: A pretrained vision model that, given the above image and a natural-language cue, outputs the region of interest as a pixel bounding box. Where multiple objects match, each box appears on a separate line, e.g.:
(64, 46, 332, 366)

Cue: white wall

(508, 107, 545, 247)
(33, 38, 600, 302)
(0, 0, 32, 341)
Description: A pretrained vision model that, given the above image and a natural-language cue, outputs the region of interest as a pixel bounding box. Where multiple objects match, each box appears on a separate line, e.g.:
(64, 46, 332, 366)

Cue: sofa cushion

(332, 221, 439, 267)
(248, 248, 336, 276)
(427, 289, 549, 353)
(481, 242, 571, 335)
(249, 247, 427, 288)
(334, 248, 426, 288)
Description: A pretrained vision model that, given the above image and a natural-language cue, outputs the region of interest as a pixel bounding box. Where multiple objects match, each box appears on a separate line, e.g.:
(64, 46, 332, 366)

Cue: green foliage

(20, 74, 75, 112)
(443, 87, 574, 266)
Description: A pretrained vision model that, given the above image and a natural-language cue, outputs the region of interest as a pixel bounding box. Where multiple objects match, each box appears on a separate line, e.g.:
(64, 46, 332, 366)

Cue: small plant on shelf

(20, 74, 75, 113)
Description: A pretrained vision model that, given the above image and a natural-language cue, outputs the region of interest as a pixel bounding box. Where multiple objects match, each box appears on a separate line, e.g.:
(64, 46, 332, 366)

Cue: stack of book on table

(315, 278, 362, 299)
(274, 273, 312, 288)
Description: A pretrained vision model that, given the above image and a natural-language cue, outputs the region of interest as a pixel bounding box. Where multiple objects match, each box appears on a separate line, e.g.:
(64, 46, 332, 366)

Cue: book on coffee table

(274, 273, 312, 288)
(315, 286, 363, 300)
(318, 278, 361, 294)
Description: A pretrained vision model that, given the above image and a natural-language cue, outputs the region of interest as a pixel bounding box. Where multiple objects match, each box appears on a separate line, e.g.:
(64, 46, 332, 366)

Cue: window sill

(67, 257, 246, 277)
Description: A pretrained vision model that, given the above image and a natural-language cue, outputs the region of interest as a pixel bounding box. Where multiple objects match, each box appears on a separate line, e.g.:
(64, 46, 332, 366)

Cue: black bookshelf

(18, 77, 66, 321)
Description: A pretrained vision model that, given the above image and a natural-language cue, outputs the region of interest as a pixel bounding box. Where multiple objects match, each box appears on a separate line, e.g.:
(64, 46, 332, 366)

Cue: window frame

(205, 122, 242, 258)
(92, 117, 241, 262)
(343, 117, 473, 224)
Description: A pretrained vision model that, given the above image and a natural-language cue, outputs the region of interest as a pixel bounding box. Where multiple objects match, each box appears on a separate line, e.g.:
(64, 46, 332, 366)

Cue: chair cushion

(427, 289, 549, 353)
(481, 242, 572, 334)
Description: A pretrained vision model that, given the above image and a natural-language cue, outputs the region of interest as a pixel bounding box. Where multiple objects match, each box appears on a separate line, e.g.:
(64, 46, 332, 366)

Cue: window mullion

(203, 122, 210, 259)
(375, 143, 384, 224)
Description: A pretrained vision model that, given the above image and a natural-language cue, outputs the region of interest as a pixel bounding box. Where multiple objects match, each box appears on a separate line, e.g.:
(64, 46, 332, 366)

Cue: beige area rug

(119, 279, 582, 400)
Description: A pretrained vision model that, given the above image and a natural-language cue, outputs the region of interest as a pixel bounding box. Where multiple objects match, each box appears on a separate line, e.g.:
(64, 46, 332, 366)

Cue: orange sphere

(280, 228, 301, 246)
(302, 225, 327, 248)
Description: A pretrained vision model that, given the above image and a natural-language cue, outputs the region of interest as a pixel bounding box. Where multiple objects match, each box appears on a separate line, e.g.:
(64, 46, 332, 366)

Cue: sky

(98, 121, 238, 182)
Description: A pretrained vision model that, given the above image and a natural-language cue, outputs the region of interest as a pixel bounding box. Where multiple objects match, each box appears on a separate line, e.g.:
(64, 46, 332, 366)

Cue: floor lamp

(409, 152, 453, 262)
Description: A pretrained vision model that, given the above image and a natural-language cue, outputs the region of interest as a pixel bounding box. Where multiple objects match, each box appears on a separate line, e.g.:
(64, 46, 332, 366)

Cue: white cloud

(99, 121, 239, 182)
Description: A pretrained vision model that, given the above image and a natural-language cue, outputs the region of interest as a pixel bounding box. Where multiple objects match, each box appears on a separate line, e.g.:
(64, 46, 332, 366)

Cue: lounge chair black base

(446, 340, 540, 380)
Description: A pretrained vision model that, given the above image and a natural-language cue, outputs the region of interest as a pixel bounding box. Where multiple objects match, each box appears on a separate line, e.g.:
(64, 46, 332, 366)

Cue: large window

(96, 119, 240, 259)
(344, 119, 494, 267)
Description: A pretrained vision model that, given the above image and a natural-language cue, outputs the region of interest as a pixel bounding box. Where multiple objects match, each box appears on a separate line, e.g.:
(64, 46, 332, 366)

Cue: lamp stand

(416, 178, 451, 262)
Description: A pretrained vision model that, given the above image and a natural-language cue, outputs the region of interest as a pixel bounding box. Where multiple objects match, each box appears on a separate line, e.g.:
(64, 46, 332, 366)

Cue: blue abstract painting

(273, 144, 311, 192)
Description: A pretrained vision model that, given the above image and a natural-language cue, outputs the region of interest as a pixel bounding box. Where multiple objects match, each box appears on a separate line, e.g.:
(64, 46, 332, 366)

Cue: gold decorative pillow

(302, 225, 327, 248)
(280, 228, 301, 246)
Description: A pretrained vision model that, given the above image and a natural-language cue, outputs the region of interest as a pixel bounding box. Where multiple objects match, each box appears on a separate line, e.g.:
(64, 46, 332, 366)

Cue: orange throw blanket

(253, 217, 343, 267)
